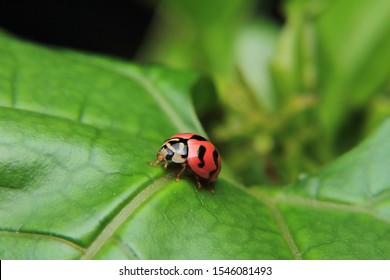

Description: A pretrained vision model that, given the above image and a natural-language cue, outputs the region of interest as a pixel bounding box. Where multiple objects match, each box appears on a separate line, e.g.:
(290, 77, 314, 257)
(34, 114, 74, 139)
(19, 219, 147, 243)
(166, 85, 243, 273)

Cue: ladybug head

(157, 145, 172, 161)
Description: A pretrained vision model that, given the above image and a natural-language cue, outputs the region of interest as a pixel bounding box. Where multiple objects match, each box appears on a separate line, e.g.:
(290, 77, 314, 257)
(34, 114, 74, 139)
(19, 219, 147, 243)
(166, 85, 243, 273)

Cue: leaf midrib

(81, 173, 175, 259)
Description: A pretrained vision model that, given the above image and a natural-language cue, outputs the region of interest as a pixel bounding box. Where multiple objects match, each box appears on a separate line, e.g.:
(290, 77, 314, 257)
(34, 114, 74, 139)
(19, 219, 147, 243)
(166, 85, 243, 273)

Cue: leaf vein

(117, 69, 189, 132)
(62, 55, 191, 132)
(81, 173, 174, 259)
(227, 179, 302, 259)
(273, 196, 390, 224)
(0, 229, 86, 253)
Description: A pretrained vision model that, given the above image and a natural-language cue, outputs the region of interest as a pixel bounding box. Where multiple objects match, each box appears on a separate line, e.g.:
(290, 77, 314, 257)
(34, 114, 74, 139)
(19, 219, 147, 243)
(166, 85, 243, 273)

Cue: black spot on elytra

(197, 145, 206, 168)
(213, 150, 219, 166)
(190, 135, 207, 141)
(209, 149, 220, 179)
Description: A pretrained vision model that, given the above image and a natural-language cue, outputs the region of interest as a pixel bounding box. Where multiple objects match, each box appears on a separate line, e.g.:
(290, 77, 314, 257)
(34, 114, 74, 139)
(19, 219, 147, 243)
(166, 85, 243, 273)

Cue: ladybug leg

(149, 160, 159, 166)
(197, 177, 215, 194)
(149, 158, 168, 168)
(208, 185, 215, 194)
(176, 163, 187, 181)
(195, 177, 202, 190)
(194, 177, 214, 194)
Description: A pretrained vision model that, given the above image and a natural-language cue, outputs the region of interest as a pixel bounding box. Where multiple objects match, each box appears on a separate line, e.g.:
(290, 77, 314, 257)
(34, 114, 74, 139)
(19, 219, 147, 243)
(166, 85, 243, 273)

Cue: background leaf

(1, 30, 389, 260)
(256, 119, 390, 259)
(273, 0, 390, 149)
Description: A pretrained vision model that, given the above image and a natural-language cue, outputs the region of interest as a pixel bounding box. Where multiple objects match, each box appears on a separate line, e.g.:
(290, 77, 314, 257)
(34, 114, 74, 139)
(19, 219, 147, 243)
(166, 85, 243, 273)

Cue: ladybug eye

(165, 148, 174, 160)
(158, 145, 173, 160)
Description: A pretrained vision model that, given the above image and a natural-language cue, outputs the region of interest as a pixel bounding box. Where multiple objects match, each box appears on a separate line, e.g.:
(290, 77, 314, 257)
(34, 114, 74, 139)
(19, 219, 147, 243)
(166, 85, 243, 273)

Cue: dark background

(0, 0, 155, 59)
(0, 0, 283, 60)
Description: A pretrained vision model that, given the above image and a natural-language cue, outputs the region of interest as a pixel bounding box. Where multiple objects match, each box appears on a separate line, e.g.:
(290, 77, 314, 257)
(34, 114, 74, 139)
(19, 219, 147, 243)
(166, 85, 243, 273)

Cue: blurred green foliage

(138, 0, 390, 186)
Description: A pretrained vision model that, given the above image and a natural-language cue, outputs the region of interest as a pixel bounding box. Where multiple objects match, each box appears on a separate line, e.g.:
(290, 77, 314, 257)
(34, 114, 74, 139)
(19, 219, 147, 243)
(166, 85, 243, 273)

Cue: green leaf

(255, 119, 390, 259)
(266, 120, 390, 259)
(1, 31, 389, 260)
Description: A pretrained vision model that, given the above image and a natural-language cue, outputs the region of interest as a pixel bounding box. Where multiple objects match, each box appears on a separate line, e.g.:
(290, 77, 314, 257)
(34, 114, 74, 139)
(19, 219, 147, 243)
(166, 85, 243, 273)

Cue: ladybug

(149, 133, 221, 193)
